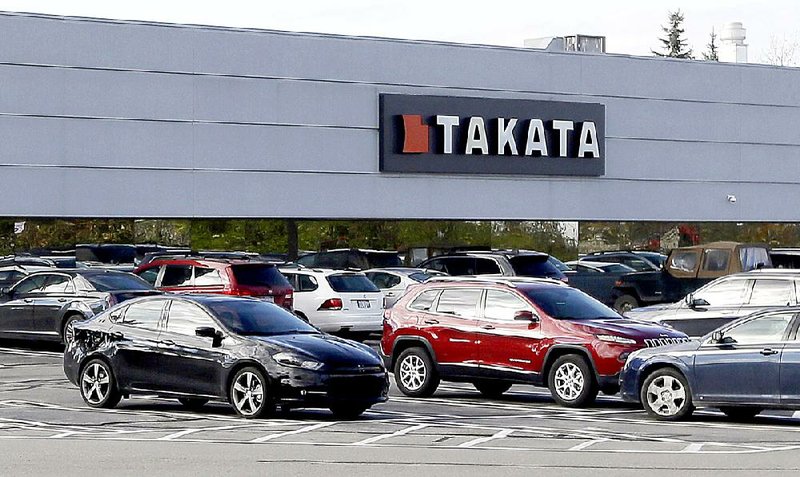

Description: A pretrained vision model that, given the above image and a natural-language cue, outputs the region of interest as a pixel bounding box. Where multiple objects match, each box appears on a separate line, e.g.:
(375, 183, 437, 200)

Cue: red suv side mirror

(514, 310, 539, 323)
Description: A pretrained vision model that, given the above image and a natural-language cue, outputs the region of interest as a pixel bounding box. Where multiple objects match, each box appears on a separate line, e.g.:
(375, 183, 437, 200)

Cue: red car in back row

(133, 258, 293, 310)
(380, 277, 688, 407)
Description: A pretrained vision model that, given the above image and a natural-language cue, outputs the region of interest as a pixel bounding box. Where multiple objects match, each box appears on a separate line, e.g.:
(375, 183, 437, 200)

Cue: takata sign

(379, 94, 605, 176)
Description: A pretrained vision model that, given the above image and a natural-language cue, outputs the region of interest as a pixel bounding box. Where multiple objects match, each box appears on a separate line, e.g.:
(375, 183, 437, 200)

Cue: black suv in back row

(417, 251, 568, 282)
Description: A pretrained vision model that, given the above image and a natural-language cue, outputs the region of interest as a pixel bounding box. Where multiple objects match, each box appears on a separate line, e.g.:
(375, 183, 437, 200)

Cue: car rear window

(365, 253, 402, 268)
(509, 256, 564, 279)
(327, 274, 380, 293)
(206, 300, 317, 336)
(85, 273, 154, 292)
(409, 272, 433, 282)
(231, 265, 291, 288)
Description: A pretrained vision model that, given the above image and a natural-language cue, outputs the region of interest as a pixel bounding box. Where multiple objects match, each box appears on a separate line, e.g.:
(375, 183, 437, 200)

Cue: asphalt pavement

(1, 340, 800, 476)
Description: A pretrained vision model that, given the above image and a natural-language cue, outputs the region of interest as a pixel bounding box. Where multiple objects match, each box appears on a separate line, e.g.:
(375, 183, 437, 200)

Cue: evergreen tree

(653, 10, 693, 59)
(702, 28, 719, 61)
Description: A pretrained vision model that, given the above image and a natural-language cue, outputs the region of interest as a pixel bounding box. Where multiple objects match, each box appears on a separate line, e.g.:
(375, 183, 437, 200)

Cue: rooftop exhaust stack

(524, 35, 606, 53)
(719, 22, 748, 63)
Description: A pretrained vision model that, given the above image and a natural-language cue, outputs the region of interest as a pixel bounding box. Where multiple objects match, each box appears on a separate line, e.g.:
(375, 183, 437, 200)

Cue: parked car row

(5, 243, 800, 423)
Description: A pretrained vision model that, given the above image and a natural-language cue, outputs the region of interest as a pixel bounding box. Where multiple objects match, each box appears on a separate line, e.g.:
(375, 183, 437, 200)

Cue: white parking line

(457, 428, 513, 448)
(0, 347, 62, 357)
(569, 438, 608, 451)
(250, 422, 336, 443)
(353, 424, 429, 445)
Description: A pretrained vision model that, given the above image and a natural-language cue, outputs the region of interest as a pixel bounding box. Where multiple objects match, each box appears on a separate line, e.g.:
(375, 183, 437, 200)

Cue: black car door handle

(481, 324, 495, 330)
(57, 298, 67, 303)
(109, 332, 124, 340)
(23, 299, 33, 303)
(161, 340, 176, 346)
(760, 348, 779, 356)
(423, 319, 439, 325)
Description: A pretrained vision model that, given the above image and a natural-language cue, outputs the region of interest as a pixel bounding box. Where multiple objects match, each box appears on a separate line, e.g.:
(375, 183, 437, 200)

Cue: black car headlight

(272, 352, 324, 371)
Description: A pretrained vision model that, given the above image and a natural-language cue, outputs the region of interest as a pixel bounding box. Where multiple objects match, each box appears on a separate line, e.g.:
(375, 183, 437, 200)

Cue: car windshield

(85, 273, 154, 291)
(205, 300, 318, 336)
(522, 287, 620, 320)
(408, 272, 434, 282)
(327, 274, 380, 292)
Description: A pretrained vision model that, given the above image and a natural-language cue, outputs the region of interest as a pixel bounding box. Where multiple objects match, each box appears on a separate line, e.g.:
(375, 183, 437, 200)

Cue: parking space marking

(457, 428, 513, 448)
(250, 422, 336, 443)
(0, 347, 62, 358)
(568, 438, 608, 451)
(353, 424, 430, 445)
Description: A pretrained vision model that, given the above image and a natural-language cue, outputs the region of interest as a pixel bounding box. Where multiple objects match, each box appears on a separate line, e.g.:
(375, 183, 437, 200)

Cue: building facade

(2, 12, 800, 222)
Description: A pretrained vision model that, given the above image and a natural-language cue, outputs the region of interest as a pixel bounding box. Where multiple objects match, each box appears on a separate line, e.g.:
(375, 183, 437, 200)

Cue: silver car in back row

(624, 269, 800, 337)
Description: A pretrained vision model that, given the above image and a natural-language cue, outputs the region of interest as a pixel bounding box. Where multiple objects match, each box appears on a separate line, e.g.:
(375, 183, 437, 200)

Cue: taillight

(230, 289, 257, 296)
(318, 298, 343, 310)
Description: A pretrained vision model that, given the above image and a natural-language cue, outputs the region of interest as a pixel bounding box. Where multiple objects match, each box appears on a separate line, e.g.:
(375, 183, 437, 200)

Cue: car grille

(644, 337, 692, 348)
(327, 375, 386, 398)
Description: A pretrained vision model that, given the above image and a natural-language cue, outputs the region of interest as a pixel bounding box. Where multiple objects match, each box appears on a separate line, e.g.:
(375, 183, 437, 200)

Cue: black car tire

(178, 398, 209, 410)
(547, 354, 598, 407)
(394, 347, 440, 397)
(329, 404, 369, 419)
(640, 368, 694, 421)
(719, 406, 762, 421)
(473, 380, 513, 398)
(62, 314, 85, 345)
(613, 294, 639, 314)
(229, 367, 272, 419)
(80, 359, 122, 409)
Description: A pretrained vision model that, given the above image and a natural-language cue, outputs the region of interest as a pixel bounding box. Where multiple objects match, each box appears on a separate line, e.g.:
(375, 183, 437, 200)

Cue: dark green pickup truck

(609, 242, 771, 313)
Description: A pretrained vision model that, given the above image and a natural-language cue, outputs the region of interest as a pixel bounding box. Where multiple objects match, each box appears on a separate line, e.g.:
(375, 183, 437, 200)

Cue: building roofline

(2, 10, 798, 72)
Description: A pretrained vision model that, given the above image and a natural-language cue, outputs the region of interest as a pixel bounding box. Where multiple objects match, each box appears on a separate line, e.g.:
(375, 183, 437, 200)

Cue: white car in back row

(279, 267, 384, 338)
(364, 267, 447, 308)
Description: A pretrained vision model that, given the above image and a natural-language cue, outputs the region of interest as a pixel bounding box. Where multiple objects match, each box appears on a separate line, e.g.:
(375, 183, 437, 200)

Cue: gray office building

(2, 12, 800, 222)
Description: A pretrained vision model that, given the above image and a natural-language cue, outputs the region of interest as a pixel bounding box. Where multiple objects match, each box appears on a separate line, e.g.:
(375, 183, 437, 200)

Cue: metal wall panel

(1, 12, 800, 221)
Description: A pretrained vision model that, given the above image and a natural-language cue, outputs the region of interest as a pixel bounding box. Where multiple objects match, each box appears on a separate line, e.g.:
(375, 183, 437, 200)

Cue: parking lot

(2, 341, 800, 476)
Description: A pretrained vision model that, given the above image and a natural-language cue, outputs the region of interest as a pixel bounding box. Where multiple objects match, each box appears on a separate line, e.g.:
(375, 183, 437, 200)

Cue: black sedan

(0, 269, 159, 344)
(64, 295, 389, 418)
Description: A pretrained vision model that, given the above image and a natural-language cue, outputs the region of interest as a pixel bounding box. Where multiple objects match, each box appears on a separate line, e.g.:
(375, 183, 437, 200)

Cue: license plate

(262, 296, 275, 303)
(356, 300, 370, 309)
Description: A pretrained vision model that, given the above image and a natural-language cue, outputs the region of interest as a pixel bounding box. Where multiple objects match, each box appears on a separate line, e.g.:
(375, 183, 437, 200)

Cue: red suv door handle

(481, 324, 495, 330)
(423, 319, 439, 325)
(760, 348, 779, 356)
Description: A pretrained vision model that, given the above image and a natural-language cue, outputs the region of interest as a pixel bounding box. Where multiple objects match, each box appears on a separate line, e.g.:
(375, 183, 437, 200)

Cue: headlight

(596, 334, 638, 345)
(272, 352, 324, 370)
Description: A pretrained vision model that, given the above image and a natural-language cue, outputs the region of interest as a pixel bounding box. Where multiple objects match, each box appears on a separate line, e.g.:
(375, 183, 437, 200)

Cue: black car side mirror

(689, 297, 710, 309)
(514, 310, 540, 323)
(0, 286, 10, 296)
(196, 327, 224, 347)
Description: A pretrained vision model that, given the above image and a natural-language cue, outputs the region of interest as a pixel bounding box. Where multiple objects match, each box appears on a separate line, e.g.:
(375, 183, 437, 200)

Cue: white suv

(280, 267, 384, 337)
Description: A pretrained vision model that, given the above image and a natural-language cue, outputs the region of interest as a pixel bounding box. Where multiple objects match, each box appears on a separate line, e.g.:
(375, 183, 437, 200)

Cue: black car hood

(250, 333, 382, 368)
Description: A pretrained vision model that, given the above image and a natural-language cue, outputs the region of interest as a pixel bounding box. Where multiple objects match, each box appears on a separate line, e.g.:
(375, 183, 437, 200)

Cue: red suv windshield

(521, 287, 619, 320)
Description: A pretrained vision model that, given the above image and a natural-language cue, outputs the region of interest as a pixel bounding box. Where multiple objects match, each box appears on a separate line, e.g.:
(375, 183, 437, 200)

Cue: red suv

(133, 258, 293, 310)
(380, 277, 687, 407)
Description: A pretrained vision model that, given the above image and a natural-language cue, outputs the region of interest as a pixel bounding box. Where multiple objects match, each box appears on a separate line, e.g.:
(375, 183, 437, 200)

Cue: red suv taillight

(318, 298, 343, 310)
(284, 293, 293, 309)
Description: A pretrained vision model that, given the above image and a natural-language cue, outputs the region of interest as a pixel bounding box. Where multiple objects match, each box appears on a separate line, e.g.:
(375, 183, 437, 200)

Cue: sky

(0, 0, 797, 64)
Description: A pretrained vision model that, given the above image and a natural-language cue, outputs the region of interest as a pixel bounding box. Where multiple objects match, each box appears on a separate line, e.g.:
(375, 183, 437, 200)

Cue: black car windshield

(85, 273, 154, 292)
(206, 300, 318, 336)
(522, 287, 620, 320)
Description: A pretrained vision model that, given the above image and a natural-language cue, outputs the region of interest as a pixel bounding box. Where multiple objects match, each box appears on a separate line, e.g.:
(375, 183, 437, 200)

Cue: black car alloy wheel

(80, 359, 122, 409)
(230, 367, 270, 418)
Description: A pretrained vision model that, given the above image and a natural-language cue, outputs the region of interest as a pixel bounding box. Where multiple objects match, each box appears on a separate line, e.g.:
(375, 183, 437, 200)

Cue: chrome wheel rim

(646, 375, 687, 417)
(398, 355, 426, 391)
(64, 319, 76, 345)
(81, 363, 111, 405)
(554, 362, 584, 401)
(232, 371, 264, 416)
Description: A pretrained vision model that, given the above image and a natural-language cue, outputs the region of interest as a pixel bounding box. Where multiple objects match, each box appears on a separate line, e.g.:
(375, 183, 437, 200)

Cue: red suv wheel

(394, 347, 439, 397)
